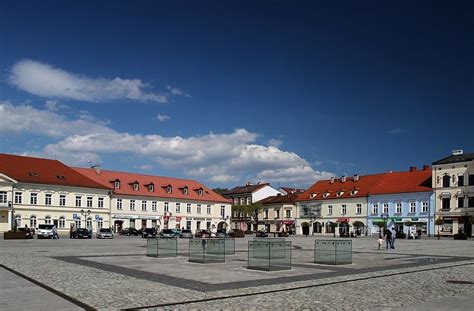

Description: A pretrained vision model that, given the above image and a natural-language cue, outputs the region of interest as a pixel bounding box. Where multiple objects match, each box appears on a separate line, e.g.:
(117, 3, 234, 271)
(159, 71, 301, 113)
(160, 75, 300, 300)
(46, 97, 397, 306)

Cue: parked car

(255, 230, 268, 238)
(216, 229, 228, 238)
(120, 227, 139, 236)
(195, 230, 211, 238)
(37, 224, 54, 239)
(159, 229, 175, 238)
(228, 229, 244, 238)
(96, 228, 114, 239)
(141, 228, 157, 238)
(73, 228, 92, 239)
(179, 229, 193, 238)
(5, 227, 34, 239)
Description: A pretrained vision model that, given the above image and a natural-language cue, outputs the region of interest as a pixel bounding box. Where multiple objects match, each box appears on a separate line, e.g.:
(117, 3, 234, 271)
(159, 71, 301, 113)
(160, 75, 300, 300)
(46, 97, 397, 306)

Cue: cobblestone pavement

(1, 235, 474, 310)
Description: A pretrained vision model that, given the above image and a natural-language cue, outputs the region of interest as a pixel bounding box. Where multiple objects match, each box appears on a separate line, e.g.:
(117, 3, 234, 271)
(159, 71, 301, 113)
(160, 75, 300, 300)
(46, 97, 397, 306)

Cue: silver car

(96, 228, 114, 239)
(37, 224, 54, 239)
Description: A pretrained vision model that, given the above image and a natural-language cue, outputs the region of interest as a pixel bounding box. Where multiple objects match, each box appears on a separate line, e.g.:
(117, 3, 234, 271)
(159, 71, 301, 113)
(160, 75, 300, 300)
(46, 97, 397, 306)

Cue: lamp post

(381, 213, 389, 235)
(80, 209, 91, 229)
(309, 213, 316, 236)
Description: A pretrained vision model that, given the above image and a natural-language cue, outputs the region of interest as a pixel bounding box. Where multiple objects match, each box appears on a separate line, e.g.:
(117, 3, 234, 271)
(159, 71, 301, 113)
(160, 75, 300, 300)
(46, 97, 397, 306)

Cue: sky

(0, 1, 473, 188)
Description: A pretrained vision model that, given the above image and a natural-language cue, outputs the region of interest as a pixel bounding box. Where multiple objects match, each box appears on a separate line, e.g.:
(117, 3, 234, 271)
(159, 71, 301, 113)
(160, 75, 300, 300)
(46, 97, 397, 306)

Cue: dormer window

(167, 186, 172, 194)
(323, 192, 330, 198)
(198, 189, 203, 196)
(183, 187, 188, 195)
(148, 184, 154, 192)
(310, 193, 317, 198)
(350, 190, 358, 196)
(133, 183, 139, 191)
(337, 191, 344, 197)
(114, 181, 120, 189)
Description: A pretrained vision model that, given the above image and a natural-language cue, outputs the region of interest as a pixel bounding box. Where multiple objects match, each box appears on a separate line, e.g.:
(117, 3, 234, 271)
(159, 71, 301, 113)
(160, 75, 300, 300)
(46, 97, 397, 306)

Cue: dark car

(195, 230, 211, 238)
(255, 230, 268, 238)
(73, 228, 92, 239)
(17, 227, 35, 239)
(159, 229, 175, 238)
(120, 227, 139, 236)
(216, 229, 228, 238)
(141, 228, 157, 238)
(179, 229, 193, 238)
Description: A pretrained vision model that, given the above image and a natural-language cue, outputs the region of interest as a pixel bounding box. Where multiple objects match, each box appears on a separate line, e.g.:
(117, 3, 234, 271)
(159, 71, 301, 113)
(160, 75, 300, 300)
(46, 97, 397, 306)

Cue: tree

(233, 202, 264, 231)
(435, 217, 444, 240)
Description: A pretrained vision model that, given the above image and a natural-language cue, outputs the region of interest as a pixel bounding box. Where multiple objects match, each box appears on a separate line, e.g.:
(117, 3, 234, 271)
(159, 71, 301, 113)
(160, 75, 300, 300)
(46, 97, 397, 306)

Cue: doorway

(114, 220, 123, 233)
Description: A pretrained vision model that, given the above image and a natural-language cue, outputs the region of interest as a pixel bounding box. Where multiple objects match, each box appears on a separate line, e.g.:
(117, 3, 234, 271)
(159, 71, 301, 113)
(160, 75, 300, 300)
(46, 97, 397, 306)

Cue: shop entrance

(339, 222, 349, 237)
(114, 220, 123, 233)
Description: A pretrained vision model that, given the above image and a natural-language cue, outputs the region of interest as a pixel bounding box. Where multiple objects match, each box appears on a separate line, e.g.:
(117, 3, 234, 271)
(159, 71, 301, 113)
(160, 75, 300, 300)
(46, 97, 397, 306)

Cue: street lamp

(80, 209, 91, 229)
(381, 213, 389, 234)
(309, 213, 316, 236)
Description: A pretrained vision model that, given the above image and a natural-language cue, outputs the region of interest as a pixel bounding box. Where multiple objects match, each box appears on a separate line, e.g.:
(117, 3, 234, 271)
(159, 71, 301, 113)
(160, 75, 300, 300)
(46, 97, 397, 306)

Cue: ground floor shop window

(97, 218, 103, 229)
(441, 220, 453, 233)
(130, 219, 135, 228)
(206, 221, 211, 230)
(59, 217, 65, 228)
(326, 222, 335, 234)
(313, 222, 322, 233)
(186, 220, 191, 230)
(30, 216, 37, 228)
(75, 218, 81, 229)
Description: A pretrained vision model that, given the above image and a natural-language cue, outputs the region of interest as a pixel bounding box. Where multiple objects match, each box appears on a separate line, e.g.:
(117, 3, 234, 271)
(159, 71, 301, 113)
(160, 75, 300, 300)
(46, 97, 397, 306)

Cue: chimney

(246, 181, 253, 186)
(452, 149, 463, 156)
(353, 174, 359, 182)
(91, 165, 101, 174)
(423, 165, 430, 171)
(330, 177, 335, 184)
(409, 166, 417, 172)
(341, 175, 346, 183)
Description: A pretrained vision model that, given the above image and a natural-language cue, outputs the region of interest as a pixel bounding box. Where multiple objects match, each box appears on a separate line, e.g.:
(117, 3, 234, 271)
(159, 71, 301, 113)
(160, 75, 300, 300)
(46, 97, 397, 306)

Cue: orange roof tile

(74, 167, 231, 204)
(369, 168, 432, 195)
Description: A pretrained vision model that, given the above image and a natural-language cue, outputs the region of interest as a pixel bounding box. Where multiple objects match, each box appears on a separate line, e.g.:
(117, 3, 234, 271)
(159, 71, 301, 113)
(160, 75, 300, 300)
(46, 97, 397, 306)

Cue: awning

(282, 220, 294, 225)
(336, 218, 350, 223)
(440, 192, 451, 198)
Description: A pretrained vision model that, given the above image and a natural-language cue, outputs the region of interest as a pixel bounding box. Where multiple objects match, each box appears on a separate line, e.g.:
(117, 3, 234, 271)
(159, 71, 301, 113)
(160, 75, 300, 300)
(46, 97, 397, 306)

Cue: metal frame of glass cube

(314, 240, 352, 265)
(224, 238, 235, 255)
(189, 238, 226, 263)
(248, 238, 292, 271)
(146, 237, 178, 258)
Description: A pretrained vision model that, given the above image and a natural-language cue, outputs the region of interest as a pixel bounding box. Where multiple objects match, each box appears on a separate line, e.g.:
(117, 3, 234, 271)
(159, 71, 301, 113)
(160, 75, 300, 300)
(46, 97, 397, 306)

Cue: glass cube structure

(248, 239, 292, 271)
(146, 237, 177, 258)
(224, 238, 235, 255)
(189, 238, 225, 263)
(314, 240, 352, 265)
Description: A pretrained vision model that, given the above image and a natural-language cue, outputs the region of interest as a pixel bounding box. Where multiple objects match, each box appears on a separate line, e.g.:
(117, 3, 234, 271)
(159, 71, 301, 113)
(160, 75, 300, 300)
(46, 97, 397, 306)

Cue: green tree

(233, 202, 264, 231)
(372, 220, 387, 236)
(435, 217, 444, 240)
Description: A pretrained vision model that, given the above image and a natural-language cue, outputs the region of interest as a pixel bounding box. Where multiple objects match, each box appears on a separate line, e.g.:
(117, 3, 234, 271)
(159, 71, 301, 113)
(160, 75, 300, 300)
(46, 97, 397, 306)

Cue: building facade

(75, 167, 232, 233)
(367, 166, 434, 237)
(432, 151, 474, 237)
(258, 194, 299, 233)
(0, 154, 111, 233)
(296, 174, 386, 236)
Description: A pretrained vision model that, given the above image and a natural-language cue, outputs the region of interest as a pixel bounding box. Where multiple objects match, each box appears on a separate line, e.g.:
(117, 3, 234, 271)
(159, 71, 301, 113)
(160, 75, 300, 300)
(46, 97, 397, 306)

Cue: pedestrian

(385, 228, 392, 250)
(377, 234, 384, 250)
(391, 227, 396, 249)
(70, 224, 74, 239)
(52, 225, 59, 239)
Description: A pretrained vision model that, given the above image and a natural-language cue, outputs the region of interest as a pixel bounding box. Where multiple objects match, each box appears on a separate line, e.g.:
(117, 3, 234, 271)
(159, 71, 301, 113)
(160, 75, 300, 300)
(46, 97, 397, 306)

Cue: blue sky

(0, 1, 473, 188)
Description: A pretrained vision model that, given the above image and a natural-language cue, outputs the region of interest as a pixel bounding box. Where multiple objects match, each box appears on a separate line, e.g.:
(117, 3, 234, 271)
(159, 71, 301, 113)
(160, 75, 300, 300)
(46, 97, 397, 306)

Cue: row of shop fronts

(233, 218, 296, 233)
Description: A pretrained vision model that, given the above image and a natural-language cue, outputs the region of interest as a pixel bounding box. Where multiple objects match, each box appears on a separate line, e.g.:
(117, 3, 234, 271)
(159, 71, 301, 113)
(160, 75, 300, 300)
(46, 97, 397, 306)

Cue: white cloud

(9, 59, 186, 104)
(157, 114, 171, 122)
(266, 138, 283, 147)
(8, 102, 332, 186)
(166, 85, 189, 97)
(0, 101, 114, 138)
(136, 164, 153, 170)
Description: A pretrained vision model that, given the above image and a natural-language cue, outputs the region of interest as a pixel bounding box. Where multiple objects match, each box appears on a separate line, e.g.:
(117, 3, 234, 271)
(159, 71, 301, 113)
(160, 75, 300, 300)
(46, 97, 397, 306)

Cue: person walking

(385, 228, 392, 250)
(391, 227, 396, 249)
(52, 225, 59, 239)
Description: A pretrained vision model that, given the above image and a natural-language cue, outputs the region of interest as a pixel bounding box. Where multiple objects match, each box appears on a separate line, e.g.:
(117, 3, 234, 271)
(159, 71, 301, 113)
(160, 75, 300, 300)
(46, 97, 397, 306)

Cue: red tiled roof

(296, 173, 386, 201)
(74, 167, 231, 203)
(369, 169, 432, 195)
(222, 183, 270, 196)
(260, 193, 299, 205)
(0, 153, 109, 190)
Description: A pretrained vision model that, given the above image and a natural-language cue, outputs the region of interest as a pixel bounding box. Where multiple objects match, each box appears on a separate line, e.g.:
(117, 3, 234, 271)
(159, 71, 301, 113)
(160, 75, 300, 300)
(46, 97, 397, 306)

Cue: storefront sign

(442, 216, 460, 221)
(336, 218, 350, 223)
(411, 218, 419, 221)
(282, 220, 294, 225)
(394, 218, 402, 222)
(175, 216, 182, 222)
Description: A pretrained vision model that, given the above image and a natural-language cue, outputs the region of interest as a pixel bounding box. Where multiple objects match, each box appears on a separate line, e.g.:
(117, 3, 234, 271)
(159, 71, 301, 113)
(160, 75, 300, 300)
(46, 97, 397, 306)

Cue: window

(86, 218, 92, 229)
(246, 197, 252, 205)
(396, 203, 402, 214)
(97, 218, 103, 229)
(14, 215, 21, 227)
(176, 203, 181, 213)
(328, 205, 333, 215)
(183, 187, 188, 195)
(469, 197, 474, 208)
(114, 181, 120, 189)
(409, 202, 416, 213)
(30, 216, 37, 228)
(234, 198, 239, 205)
(356, 204, 362, 215)
(442, 198, 450, 210)
(372, 204, 378, 214)
(149, 184, 154, 192)
(30, 193, 38, 205)
(164, 202, 169, 212)
(197, 204, 201, 214)
(0, 191, 7, 203)
(275, 209, 280, 218)
(187, 203, 191, 213)
(422, 202, 428, 213)
(442, 175, 450, 187)
(75, 196, 81, 207)
(133, 183, 139, 191)
(337, 191, 343, 197)
(129, 200, 136, 211)
(59, 217, 65, 228)
(152, 201, 157, 212)
(14, 192, 22, 204)
(166, 186, 172, 194)
(285, 209, 291, 218)
(98, 198, 104, 208)
(383, 203, 389, 214)
(75, 218, 81, 229)
(59, 195, 66, 206)
(240, 198, 245, 205)
(45, 216, 51, 224)
(87, 197, 93, 208)
(206, 221, 211, 230)
(198, 189, 203, 196)
(43, 194, 52, 206)
(458, 175, 464, 186)
(207, 205, 211, 214)
(341, 204, 347, 215)
(469, 175, 474, 186)
(142, 200, 147, 211)
(458, 197, 464, 208)
(116, 199, 123, 210)
(264, 209, 269, 219)
(220, 206, 225, 218)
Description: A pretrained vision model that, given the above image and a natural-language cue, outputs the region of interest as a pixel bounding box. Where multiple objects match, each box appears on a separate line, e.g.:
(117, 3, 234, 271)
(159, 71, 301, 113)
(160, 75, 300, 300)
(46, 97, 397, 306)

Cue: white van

(37, 224, 54, 239)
